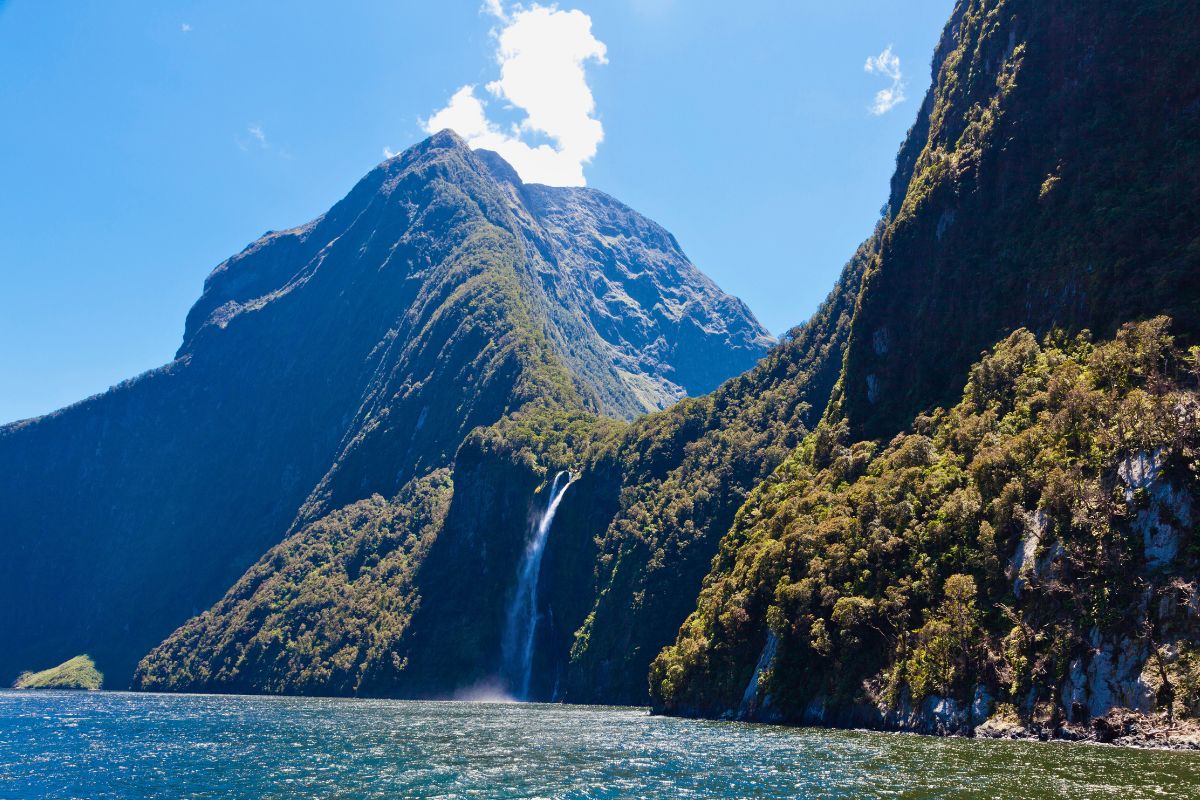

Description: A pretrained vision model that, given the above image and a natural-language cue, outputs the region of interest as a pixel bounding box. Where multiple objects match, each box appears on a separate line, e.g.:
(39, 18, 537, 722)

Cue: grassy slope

(15, 655, 103, 691)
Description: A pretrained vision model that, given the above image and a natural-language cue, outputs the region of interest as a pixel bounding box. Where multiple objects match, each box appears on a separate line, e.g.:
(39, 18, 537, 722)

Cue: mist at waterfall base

(499, 471, 574, 701)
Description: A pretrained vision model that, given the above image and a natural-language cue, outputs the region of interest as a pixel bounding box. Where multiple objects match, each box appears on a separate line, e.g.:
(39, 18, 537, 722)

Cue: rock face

(831, 0, 1200, 441)
(521, 183, 770, 401)
(645, 0, 1200, 734)
(0, 131, 770, 688)
(1119, 450, 1192, 571)
(476, 150, 773, 408)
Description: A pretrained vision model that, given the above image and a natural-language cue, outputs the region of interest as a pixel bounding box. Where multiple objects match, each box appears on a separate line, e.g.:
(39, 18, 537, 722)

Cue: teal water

(1, 691, 1197, 799)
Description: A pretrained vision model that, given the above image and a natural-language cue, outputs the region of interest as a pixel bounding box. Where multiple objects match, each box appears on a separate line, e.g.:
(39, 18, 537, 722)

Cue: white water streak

(502, 471, 573, 699)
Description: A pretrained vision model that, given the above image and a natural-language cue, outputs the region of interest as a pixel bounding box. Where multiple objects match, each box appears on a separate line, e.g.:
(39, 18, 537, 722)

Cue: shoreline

(653, 703, 1200, 753)
(972, 710, 1200, 752)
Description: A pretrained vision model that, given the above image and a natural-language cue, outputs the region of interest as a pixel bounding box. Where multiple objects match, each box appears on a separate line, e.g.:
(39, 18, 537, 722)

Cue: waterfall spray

(502, 470, 574, 700)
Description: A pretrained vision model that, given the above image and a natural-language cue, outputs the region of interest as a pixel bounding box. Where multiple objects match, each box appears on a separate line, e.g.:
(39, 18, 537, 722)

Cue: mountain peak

(412, 128, 469, 154)
(0, 128, 770, 686)
(375, 129, 472, 177)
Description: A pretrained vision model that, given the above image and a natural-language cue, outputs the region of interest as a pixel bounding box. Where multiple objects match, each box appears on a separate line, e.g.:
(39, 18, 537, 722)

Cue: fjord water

(3, 691, 1198, 799)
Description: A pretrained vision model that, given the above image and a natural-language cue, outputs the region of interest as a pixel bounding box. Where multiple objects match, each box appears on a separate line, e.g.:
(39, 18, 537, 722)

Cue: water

(2, 691, 1198, 799)
(502, 470, 573, 699)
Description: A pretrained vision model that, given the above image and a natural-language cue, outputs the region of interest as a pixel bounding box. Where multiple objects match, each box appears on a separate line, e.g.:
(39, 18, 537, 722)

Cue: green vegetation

(834, 0, 1200, 441)
(14, 655, 103, 691)
(3, 127, 767, 689)
(652, 319, 1200, 727)
(561, 233, 876, 703)
(136, 472, 454, 694)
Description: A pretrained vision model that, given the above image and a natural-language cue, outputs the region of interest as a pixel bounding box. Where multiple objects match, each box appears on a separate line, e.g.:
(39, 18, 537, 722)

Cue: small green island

(13, 655, 103, 691)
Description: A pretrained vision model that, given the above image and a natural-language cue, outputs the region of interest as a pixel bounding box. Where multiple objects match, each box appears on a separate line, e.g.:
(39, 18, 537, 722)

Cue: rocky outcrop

(1120, 450, 1193, 571)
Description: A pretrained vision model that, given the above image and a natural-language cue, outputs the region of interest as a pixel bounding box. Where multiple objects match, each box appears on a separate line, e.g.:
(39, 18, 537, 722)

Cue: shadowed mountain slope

(830, 0, 1200, 441)
(0, 131, 769, 687)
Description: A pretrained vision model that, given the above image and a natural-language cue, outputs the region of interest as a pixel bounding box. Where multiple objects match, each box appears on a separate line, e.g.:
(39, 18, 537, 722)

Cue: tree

(906, 574, 980, 698)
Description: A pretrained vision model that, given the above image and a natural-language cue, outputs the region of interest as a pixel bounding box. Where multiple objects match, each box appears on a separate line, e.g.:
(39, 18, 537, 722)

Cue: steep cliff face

(648, 0, 1200, 733)
(2, 132, 769, 688)
(832, 0, 1200, 441)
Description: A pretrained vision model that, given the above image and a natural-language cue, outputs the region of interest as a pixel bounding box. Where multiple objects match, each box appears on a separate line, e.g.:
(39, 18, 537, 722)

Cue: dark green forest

(654, 318, 1200, 732)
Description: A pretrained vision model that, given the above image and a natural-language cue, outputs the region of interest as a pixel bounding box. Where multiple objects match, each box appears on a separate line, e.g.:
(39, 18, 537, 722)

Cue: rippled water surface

(2, 691, 1198, 799)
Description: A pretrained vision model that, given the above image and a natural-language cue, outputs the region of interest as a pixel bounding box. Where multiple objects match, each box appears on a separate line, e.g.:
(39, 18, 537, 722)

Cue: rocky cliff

(649, 0, 1200, 738)
(831, 0, 1200, 441)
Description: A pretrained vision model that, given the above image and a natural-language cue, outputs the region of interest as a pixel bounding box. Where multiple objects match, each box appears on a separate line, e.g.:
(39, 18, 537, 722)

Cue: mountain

(649, 0, 1200, 737)
(12, 0, 1200, 737)
(131, 261, 856, 699)
(830, 0, 1200, 441)
(129, 187, 864, 701)
(0, 131, 770, 688)
(653, 318, 1200, 736)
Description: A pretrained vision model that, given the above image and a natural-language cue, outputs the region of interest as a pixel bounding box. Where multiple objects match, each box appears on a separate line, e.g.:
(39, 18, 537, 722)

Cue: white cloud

(865, 46, 902, 82)
(422, 2, 607, 186)
(239, 123, 291, 157)
(482, 0, 507, 21)
(864, 45, 906, 115)
(383, 146, 397, 159)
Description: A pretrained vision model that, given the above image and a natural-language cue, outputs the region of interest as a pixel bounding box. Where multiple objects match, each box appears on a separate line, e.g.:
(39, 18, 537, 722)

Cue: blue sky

(0, 0, 954, 424)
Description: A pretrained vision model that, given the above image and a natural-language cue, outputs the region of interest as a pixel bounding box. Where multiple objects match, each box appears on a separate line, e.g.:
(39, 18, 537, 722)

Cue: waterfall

(502, 470, 573, 700)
